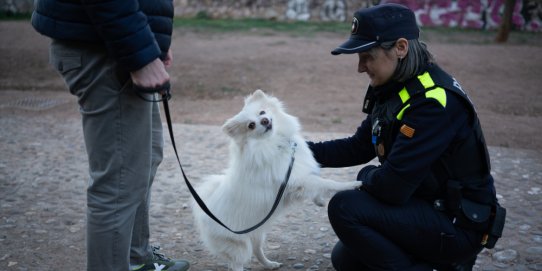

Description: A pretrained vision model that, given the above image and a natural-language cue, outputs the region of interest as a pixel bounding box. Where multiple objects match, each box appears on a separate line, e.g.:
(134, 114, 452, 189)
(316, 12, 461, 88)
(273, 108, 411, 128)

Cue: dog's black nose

(260, 118, 269, 126)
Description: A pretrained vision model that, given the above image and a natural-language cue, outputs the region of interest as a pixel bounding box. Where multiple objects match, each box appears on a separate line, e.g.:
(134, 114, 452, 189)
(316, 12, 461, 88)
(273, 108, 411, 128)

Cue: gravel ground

(0, 94, 541, 270)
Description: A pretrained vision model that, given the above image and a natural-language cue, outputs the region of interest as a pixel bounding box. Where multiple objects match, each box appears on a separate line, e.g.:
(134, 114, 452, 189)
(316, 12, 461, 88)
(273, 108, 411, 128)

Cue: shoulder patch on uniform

(425, 87, 447, 108)
(400, 124, 415, 138)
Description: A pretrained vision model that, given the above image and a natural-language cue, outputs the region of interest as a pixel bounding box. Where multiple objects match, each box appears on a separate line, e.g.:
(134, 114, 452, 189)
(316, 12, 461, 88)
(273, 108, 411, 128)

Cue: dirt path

(2, 21, 541, 151)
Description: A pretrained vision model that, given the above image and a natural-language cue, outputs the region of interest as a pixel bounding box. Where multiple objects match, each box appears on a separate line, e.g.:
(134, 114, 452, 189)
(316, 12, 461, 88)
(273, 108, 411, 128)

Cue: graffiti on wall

(286, 0, 350, 21)
(285, 0, 541, 31)
(382, 0, 541, 31)
(286, 0, 311, 21)
(320, 0, 347, 21)
(520, 0, 542, 31)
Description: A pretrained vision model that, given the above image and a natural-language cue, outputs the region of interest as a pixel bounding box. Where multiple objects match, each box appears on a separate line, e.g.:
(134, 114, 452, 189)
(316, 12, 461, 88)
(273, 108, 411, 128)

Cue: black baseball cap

(331, 3, 419, 55)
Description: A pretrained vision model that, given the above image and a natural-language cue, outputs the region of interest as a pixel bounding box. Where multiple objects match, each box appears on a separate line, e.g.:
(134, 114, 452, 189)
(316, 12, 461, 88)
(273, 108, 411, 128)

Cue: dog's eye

(248, 122, 256, 130)
(259, 111, 266, 115)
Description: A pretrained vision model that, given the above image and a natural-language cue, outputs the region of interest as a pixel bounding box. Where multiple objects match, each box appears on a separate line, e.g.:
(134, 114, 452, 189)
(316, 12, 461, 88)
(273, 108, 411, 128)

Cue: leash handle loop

(134, 82, 172, 102)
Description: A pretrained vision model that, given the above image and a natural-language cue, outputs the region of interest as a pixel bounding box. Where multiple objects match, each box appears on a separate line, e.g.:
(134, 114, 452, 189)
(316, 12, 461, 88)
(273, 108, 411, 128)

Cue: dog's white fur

(192, 90, 358, 271)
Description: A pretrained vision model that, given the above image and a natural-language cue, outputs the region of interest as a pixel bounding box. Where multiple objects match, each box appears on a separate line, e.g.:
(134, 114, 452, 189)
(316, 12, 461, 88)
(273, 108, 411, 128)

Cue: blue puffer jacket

(31, 0, 174, 72)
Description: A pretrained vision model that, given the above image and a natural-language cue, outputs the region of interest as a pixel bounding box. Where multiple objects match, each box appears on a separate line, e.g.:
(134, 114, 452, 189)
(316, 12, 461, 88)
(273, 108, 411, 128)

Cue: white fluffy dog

(191, 90, 358, 271)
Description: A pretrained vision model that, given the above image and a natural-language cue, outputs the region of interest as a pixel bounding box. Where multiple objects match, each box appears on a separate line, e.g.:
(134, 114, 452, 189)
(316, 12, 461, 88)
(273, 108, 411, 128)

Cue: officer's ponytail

(381, 39, 435, 82)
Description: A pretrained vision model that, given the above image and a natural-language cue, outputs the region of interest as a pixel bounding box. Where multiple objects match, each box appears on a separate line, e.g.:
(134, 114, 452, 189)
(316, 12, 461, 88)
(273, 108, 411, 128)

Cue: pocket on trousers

(49, 41, 89, 96)
(53, 55, 81, 74)
(51, 55, 83, 95)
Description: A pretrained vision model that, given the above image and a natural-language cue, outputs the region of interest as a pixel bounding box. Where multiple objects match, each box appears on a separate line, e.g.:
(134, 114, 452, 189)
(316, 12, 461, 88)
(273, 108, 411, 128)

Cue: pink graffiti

(485, 0, 524, 29)
(380, 0, 540, 31)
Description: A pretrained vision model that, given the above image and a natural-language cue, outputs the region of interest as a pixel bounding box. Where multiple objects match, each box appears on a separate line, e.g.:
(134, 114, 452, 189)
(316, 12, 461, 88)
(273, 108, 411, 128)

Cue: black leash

(135, 84, 296, 234)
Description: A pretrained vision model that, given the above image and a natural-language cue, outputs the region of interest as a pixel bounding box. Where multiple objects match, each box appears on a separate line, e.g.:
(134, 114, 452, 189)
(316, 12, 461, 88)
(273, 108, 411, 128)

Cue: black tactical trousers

(328, 189, 483, 271)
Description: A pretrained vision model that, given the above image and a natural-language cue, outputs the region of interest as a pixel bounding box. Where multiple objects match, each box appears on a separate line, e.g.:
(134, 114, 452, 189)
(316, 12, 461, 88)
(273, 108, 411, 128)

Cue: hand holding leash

(130, 58, 170, 89)
(131, 57, 171, 101)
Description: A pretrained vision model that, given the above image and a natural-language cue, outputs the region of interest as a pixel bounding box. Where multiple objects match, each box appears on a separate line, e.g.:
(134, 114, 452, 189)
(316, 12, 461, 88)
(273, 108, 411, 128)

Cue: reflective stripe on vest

(396, 72, 447, 120)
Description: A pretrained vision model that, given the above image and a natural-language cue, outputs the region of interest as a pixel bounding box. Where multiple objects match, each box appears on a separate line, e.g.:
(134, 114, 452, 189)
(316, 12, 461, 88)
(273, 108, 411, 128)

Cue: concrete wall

(172, 0, 541, 31)
(3, 0, 540, 31)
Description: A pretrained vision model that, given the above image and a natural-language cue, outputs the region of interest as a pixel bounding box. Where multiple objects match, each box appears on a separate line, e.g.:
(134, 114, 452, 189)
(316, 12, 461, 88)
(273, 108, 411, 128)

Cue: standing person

(308, 4, 505, 271)
(31, 1, 190, 270)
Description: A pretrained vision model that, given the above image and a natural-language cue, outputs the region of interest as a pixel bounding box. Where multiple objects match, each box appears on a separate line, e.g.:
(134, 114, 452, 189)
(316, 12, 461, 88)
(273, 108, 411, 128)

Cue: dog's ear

(222, 114, 245, 137)
(245, 89, 267, 105)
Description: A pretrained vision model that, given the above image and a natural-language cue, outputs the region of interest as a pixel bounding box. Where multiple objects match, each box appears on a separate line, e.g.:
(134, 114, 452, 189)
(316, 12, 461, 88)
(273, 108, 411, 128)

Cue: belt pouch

(484, 203, 506, 249)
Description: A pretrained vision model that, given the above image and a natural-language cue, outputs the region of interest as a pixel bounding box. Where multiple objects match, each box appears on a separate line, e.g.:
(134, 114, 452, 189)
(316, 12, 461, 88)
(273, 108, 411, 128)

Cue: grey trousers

(50, 40, 164, 271)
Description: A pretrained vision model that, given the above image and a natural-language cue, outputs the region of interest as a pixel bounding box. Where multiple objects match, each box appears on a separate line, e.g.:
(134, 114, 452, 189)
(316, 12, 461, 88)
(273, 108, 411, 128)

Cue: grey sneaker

(130, 246, 189, 271)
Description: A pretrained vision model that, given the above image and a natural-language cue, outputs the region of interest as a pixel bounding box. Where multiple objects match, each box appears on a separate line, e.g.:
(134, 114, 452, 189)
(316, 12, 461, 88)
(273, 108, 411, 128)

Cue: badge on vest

(400, 124, 415, 138)
(372, 119, 387, 158)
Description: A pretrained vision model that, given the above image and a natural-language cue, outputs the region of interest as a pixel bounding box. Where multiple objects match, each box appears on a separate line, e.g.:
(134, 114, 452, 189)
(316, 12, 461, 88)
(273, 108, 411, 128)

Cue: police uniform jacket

(31, 0, 174, 72)
(309, 64, 497, 207)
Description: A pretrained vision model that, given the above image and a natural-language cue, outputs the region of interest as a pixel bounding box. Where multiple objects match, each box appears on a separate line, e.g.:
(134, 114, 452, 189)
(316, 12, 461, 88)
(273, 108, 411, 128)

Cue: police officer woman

(308, 4, 505, 271)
